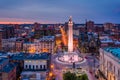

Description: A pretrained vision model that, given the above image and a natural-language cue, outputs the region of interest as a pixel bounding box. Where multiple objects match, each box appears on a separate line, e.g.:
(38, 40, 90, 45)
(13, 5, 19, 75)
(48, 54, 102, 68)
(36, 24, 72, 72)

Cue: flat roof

(0, 58, 8, 65)
(25, 53, 50, 60)
(39, 36, 55, 41)
(2, 63, 16, 73)
(11, 52, 50, 60)
(24, 42, 34, 44)
(104, 47, 120, 60)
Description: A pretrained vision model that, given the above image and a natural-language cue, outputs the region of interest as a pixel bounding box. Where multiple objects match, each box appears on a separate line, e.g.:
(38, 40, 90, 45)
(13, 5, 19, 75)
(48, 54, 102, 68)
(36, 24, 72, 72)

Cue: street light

(49, 72, 53, 77)
(50, 64, 54, 69)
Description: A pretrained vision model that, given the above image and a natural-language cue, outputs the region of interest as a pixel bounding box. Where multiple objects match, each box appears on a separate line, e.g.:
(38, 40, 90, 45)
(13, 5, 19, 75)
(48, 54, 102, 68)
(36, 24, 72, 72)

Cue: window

(114, 66, 115, 73)
(33, 65, 34, 70)
(0, 66, 1, 69)
(118, 69, 120, 76)
(29, 65, 31, 69)
(40, 65, 42, 69)
(26, 65, 28, 69)
(44, 65, 46, 69)
(0, 73, 2, 76)
(36, 65, 38, 69)
(109, 62, 112, 70)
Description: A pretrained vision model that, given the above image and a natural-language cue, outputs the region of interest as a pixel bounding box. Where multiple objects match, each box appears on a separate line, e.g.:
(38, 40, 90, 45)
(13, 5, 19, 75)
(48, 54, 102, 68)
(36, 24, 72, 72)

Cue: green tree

(63, 72, 88, 80)
(63, 71, 77, 80)
(81, 74, 88, 80)
(77, 74, 88, 80)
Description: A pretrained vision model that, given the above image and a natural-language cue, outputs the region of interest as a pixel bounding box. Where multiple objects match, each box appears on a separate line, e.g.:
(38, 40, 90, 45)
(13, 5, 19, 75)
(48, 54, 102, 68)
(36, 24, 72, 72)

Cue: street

(51, 50, 99, 80)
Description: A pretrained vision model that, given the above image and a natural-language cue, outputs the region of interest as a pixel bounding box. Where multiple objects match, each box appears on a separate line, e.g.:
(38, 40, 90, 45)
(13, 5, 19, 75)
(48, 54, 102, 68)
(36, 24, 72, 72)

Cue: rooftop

(0, 58, 8, 65)
(104, 47, 120, 61)
(0, 57, 16, 73)
(24, 42, 34, 44)
(39, 36, 55, 41)
(0, 30, 4, 32)
(115, 41, 120, 45)
(21, 71, 46, 80)
(11, 52, 50, 60)
(100, 36, 113, 43)
(2, 63, 16, 73)
(11, 53, 26, 60)
(25, 53, 50, 60)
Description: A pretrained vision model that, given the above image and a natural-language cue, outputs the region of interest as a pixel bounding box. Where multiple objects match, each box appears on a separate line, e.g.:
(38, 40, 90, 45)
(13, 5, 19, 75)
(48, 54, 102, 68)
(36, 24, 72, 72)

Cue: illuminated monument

(56, 17, 85, 64)
(68, 16, 73, 52)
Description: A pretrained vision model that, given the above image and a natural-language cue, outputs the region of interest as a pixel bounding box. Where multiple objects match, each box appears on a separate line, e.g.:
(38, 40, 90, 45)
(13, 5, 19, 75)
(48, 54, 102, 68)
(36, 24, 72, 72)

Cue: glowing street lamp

(50, 64, 54, 69)
(49, 72, 53, 77)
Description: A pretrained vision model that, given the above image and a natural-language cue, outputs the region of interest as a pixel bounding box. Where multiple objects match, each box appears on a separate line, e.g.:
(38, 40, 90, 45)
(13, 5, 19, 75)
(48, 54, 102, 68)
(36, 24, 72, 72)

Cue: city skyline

(0, 9, 119, 80)
(0, 0, 120, 24)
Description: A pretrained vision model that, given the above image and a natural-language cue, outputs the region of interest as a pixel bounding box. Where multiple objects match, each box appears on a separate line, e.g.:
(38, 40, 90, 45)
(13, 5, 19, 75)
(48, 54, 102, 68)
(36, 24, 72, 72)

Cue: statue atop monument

(68, 16, 73, 24)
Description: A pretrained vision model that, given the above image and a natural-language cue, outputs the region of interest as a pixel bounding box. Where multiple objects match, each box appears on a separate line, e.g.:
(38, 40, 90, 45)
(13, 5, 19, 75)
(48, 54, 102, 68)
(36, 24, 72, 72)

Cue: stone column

(68, 16, 73, 53)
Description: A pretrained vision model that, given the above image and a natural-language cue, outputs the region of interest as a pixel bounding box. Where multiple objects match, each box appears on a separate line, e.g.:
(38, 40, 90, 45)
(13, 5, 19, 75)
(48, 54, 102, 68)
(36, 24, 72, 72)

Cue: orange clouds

(0, 21, 33, 24)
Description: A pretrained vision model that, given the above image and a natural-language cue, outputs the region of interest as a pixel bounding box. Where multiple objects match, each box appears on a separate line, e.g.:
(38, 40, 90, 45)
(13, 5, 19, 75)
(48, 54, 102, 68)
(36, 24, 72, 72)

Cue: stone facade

(99, 48, 120, 80)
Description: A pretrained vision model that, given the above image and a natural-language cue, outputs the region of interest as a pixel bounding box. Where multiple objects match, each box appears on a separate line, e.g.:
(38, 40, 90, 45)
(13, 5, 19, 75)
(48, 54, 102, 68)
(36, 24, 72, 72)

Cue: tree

(76, 74, 88, 80)
(80, 74, 88, 80)
(63, 71, 77, 80)
(63, 72, 88, 80)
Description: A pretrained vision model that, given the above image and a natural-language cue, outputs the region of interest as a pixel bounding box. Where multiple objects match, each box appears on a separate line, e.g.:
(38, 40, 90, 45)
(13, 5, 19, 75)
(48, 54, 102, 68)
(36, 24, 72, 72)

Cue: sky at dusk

(0, 0, 120, 24)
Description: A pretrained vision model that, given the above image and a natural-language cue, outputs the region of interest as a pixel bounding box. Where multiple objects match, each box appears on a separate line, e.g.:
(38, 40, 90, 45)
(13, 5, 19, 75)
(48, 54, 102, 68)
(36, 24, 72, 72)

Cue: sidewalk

(86, 71, 97, 80)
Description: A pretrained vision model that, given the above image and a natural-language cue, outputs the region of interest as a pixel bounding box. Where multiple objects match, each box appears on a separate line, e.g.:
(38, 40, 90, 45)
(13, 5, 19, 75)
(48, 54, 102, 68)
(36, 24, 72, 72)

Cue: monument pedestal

(58, 52, 83, 63)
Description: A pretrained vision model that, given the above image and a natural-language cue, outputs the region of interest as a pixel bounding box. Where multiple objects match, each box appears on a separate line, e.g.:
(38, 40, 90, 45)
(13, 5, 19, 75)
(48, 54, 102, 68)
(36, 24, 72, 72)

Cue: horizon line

(0, 21, 119, 25)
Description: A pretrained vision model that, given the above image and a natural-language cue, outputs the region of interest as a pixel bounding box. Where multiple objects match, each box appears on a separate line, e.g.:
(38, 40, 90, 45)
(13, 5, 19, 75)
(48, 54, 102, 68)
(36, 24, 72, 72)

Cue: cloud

(0, 0, 120, 23)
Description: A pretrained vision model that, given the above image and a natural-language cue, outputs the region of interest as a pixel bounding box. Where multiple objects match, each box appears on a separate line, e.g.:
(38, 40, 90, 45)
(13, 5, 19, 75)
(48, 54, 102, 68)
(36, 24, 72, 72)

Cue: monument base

(56, 52, 85, 64)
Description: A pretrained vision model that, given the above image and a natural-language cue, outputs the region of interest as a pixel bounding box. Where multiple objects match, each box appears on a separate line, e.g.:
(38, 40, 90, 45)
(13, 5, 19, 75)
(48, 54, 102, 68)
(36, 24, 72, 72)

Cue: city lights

(0, 0, 119, 80)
